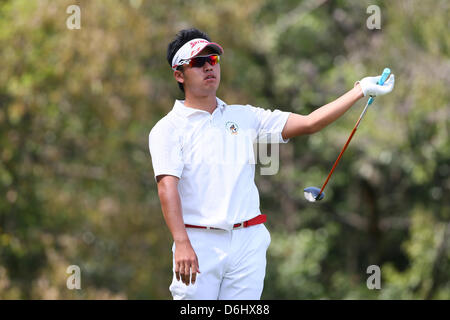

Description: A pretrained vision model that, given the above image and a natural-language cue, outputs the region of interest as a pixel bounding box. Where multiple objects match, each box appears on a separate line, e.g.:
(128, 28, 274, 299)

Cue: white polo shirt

(149, 97, 291, 230)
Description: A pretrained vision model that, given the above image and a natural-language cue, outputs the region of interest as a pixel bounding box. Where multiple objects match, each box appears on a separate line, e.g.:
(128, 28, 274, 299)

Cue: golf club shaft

(316, 100, 369, 197)
(315, 68, 391, 199)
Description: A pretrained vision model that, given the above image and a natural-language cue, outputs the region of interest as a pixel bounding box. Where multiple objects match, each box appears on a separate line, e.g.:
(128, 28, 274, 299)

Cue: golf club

(304, 68, 391, 202)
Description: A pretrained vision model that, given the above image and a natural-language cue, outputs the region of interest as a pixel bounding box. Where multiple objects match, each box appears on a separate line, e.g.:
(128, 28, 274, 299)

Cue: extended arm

(282, 84, 364, 140)
(281, 72, 395, 140)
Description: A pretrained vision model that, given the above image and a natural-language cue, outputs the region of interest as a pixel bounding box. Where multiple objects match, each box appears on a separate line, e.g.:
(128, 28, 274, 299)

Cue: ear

(173, 69, 184, 84)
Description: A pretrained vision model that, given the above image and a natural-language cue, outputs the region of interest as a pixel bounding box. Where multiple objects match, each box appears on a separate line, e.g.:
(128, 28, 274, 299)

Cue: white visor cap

(171, 38, 223, 70)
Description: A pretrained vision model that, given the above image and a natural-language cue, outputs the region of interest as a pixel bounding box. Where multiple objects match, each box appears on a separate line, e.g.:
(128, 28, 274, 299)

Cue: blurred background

(0, 0, 448, 299)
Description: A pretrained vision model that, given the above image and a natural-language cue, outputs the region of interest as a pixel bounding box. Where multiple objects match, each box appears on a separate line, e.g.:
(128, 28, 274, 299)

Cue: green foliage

(0, 0, 448, 299)
(265, 224, 337, 299)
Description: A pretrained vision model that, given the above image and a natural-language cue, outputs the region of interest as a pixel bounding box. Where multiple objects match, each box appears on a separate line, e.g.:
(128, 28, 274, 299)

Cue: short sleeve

(148, 120, 184, 181)
(247, 105, 291, 143)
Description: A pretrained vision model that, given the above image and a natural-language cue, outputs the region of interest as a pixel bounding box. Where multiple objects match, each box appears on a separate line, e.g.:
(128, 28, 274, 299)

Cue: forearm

(158, 187, 190, 244)
(157, 179, 199, 285)
(282, 84, 364, 139)
(308, 84, 364, 133)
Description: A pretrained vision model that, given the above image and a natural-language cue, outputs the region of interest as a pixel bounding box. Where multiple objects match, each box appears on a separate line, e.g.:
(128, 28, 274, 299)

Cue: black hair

(167, 28, 211, 93)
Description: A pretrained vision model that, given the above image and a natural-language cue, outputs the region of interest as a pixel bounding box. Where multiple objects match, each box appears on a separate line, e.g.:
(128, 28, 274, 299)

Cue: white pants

(169, 224, 271, 300)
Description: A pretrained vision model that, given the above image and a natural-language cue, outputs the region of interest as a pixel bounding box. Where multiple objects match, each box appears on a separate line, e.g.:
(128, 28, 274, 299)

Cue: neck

(184, 92, 217, 114)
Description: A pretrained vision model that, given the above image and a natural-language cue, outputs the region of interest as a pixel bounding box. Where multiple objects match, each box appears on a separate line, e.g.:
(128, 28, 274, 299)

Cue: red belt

(185, 214, 266, 230)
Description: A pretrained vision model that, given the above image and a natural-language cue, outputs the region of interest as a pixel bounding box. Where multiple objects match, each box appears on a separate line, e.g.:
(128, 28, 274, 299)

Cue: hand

(174, 240, 200, 285)
(355, 73, 395, 97)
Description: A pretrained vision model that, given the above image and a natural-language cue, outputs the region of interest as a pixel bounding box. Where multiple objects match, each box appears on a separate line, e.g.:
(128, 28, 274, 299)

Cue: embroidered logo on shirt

(225, 121, 239, 135)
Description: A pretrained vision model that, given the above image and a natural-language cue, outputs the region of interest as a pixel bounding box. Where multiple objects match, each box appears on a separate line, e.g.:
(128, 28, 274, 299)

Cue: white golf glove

(355, 73, 395, 97)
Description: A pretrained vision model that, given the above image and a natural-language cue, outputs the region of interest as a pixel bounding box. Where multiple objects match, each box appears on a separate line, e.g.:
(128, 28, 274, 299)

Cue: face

(174, 46, 221, 96)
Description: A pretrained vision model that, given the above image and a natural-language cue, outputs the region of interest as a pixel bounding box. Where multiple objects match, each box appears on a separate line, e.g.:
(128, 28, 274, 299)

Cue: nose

(203, 62, 213, 71)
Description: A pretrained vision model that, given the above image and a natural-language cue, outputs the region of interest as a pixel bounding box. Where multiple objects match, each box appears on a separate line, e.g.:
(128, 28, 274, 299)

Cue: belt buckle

(233, 222, 245, 230)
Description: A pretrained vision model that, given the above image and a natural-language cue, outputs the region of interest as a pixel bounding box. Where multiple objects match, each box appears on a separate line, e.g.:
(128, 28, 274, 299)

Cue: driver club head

(304, 187, 325, 202)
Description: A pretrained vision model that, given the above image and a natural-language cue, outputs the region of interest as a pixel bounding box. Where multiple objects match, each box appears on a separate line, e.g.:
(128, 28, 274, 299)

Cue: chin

(203, 82, 219, 92)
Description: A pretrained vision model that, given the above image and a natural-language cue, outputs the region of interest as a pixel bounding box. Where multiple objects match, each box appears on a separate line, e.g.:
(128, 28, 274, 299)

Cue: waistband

(184, 214, 267, 231)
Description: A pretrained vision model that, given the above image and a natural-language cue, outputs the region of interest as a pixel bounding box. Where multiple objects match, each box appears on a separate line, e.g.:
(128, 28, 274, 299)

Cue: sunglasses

(178, 54, 220, 69)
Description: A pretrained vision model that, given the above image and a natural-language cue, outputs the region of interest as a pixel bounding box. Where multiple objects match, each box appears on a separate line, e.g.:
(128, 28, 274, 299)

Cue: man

(149, 28, 394, 300)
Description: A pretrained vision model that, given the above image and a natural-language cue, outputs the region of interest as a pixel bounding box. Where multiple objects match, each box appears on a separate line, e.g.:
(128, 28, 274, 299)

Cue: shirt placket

(209, 108, 220, 127)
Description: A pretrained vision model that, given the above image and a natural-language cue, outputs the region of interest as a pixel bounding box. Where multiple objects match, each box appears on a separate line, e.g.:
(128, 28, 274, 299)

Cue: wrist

(174, 237, 191, 245)
(354, 82, 364, 99)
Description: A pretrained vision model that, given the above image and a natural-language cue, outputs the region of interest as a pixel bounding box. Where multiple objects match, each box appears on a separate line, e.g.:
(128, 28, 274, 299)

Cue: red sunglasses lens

(189, 55, 220, 68)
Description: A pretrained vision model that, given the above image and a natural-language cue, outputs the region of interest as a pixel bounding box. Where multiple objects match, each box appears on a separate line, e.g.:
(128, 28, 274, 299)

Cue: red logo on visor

(190, 39, 208, 49)
(190, 47, 202, 57)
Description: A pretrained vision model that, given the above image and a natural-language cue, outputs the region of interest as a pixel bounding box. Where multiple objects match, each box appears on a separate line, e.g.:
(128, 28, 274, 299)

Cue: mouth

(204, 74, 216, 81)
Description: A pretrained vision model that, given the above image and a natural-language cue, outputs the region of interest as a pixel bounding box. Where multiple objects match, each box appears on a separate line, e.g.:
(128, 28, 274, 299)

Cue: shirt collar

(173, 97, 226, 118)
